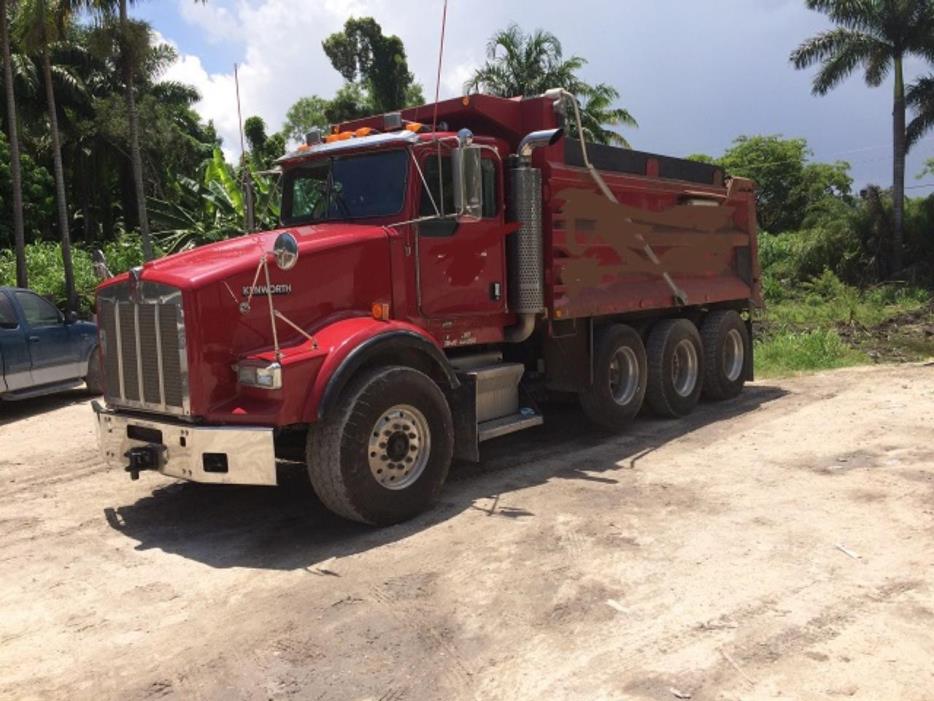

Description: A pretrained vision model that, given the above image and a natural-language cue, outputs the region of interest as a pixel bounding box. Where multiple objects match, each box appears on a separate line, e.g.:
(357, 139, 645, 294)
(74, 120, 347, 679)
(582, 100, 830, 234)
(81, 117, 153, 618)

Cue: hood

(99, 222, 391, 292)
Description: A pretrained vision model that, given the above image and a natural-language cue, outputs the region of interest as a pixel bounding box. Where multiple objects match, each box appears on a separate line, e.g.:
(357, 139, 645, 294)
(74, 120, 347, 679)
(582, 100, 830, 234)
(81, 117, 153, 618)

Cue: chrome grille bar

(98, 281, 190, 417)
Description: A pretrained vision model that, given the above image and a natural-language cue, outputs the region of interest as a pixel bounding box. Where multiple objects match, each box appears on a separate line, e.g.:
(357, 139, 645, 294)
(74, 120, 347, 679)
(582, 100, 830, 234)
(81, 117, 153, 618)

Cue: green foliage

(322, 17, 422, 115)
(243, 116, 285, 170)
(465, 24, 637, 146)
(790, 3, 934, 96)
(907, 74, 934, 150)
(0, 234, 152, 311)
(149, 147, 279, 252)
(324, 82, 370, 123)
(282, 95, 329, 142)
(755, 265, 931, 377)
(716, 135, 852, 232)
(755, 328, 866, 377)
(0, 130, 53, 248)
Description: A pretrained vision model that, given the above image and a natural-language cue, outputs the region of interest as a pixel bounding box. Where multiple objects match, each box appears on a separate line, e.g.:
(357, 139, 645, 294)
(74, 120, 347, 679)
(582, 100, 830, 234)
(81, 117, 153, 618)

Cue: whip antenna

(431, 0, 448, 134)
(234, 63, 256, 232)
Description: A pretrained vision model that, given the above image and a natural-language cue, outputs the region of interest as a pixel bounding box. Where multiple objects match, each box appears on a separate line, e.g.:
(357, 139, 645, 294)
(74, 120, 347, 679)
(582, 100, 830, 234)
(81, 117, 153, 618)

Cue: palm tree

(2, 0, 27, 287)
(466, 24, 637, 146)
(790, 0, 934, 274)
(86, 0, 203, 261)
(579, 83, 638, 148)
(907, 74, 934, 149)
(13, 0, 82, 312)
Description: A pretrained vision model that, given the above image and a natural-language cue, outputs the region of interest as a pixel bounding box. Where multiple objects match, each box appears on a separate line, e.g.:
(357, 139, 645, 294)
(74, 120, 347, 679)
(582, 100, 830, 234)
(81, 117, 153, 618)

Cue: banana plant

(148, 147, 280, 252)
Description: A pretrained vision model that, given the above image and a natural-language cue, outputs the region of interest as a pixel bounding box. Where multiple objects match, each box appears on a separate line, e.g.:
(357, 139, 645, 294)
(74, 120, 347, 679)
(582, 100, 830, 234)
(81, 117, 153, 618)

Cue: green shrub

(0, 234, 153, 313)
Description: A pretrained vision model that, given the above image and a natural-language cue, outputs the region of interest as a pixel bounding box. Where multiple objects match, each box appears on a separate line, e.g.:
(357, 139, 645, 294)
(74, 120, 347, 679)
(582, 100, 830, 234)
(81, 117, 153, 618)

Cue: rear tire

(645, 319, 704, 418)
(700, 310, 749, 400)
(579, 324, 647, 431)
(306, 366, 454, 526)
(84, 347, 103, 395)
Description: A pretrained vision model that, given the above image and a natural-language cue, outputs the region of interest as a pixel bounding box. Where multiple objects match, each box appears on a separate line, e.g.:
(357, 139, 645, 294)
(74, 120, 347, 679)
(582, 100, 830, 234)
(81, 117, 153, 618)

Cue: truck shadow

(103, 384, 787, 571)
(0, 389, 92, 427)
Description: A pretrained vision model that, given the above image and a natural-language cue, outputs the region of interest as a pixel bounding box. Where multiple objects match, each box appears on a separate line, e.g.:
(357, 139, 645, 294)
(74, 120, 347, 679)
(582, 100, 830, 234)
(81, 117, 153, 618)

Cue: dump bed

(541, 139, 761, 320)
(337, 94, 761, 320)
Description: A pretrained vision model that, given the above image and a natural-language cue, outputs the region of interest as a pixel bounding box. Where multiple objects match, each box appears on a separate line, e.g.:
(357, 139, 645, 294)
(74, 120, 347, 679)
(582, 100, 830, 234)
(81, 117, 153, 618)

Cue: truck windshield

(281, 149, 408, 225)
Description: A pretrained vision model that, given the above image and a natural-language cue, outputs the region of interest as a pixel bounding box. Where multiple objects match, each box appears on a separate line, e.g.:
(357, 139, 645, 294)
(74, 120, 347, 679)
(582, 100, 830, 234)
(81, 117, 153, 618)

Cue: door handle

(28, 336, 40, 343)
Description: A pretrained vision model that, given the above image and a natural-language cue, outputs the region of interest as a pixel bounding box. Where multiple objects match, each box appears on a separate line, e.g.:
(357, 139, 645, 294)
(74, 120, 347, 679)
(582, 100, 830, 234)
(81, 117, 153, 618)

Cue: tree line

(1, 1, 934, 314)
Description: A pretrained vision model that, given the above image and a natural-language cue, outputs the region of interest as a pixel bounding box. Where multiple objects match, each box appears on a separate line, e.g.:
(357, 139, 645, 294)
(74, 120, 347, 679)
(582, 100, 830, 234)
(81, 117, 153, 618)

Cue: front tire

(645, 319, 704, 418)
(307, 366, 454, 526)
(579, 324, 648, 431)
(84, 347, 103, 395)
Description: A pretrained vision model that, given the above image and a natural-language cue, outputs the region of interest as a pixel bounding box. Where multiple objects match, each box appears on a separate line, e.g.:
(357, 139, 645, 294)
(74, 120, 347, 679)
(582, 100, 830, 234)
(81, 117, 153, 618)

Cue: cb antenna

(234, 63, 256, 232)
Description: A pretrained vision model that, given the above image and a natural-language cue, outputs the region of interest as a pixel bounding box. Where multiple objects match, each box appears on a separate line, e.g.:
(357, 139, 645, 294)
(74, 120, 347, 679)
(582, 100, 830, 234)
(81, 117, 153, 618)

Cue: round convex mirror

(273, 232, 299, 270)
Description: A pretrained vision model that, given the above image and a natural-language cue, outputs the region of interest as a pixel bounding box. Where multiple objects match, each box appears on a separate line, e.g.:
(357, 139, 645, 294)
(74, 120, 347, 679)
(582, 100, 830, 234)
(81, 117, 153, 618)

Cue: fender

(304, 316, 459, 422)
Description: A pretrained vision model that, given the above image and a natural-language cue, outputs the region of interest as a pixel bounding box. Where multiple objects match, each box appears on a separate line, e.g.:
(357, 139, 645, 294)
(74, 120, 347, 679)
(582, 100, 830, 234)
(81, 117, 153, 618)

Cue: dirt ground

(1, 363, 933, 701)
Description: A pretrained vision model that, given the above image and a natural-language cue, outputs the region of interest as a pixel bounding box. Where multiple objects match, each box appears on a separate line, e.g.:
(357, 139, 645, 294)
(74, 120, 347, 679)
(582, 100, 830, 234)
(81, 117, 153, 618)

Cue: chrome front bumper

(93, 403, 277, 486)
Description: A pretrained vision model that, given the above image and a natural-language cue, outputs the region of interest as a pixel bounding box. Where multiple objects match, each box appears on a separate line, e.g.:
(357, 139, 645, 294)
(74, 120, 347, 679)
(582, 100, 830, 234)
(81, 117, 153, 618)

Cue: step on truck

(92, 91, 762, 525)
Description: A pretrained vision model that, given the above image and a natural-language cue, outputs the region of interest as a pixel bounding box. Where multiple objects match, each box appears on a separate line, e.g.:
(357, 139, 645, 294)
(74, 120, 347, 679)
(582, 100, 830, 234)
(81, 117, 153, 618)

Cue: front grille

(98, 281, 189, 416)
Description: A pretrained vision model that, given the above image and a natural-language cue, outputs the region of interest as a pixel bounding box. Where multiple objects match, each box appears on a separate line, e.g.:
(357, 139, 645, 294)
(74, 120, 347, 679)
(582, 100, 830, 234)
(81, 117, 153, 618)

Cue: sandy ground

(1, 363, 933, 701)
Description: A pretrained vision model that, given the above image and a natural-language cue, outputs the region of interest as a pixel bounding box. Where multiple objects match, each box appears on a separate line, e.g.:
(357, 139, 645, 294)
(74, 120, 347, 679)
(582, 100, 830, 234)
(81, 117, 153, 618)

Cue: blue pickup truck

(0, 287, 100, 400)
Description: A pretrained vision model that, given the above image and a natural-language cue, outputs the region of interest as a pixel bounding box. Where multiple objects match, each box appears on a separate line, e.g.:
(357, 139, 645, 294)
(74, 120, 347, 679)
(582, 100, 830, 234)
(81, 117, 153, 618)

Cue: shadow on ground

(104, 385, 787, 571)
(0, 389, 91, 427)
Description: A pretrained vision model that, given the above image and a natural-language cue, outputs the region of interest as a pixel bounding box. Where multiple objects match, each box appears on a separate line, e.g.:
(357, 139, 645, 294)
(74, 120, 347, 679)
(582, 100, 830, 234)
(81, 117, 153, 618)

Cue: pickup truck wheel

(645, 319, 704, 418)
(306, 366, 454, 526)
(84, 347, 103, 395)
(579, 324, 647, 431)
(700, 310, 749, 400)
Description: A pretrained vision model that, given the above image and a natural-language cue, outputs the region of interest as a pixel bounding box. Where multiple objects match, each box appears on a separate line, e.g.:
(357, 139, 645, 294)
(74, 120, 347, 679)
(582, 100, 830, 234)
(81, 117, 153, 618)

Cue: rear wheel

(645, 319, 704, 417)
(701, 310, 749, 400)
(579, 324, 648, 431)
(307, 366, 454, 526)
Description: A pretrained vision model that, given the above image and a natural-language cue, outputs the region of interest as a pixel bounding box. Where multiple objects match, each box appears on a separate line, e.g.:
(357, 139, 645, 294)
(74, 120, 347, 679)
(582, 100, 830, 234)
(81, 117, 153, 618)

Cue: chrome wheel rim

(608, 346, 639, 406)
(723, 329, 744, 382)
(368, 405, 431, 490)
(671, 339, 699, 398)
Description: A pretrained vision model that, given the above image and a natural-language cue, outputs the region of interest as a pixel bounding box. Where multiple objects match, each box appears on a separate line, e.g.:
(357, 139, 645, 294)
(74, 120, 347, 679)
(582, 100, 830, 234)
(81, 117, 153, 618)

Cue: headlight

(236, 362, 282, 390)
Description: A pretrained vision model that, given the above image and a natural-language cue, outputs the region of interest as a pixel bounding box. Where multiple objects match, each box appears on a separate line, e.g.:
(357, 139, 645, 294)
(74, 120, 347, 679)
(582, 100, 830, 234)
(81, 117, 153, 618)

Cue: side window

(15, 292, 61, 327)
(0, 295, 17, 329)
(419, 156, 455, 216)
(420, 156, 499, 218)
(480, 158, 497, 218)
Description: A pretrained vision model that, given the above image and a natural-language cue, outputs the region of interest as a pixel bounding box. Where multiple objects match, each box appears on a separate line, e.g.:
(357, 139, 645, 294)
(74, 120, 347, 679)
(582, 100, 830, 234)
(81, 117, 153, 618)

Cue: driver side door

(416, 153, 507, 318)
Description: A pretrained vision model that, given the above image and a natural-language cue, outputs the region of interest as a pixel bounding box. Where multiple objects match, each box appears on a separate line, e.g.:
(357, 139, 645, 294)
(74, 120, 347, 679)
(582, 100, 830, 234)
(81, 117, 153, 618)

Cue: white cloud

(149, 0, 933, 188)
(155, 0, 496, 160)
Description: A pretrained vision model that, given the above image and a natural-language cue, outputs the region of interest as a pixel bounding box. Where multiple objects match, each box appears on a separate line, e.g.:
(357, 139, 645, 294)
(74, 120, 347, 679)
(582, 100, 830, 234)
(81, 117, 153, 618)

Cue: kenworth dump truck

(93, 91, 761, 525)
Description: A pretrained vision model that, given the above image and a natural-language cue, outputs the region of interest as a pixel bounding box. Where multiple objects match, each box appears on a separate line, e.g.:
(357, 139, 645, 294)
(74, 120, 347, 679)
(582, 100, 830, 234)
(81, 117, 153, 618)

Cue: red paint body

(97, 95, 760, 429)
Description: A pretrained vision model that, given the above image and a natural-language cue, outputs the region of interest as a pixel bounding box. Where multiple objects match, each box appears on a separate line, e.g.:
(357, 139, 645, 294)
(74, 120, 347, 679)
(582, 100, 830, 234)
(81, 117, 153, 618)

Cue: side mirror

(66, 310, 78, 324)
(272, 232, 299, 270)
(452, 130, 483, 219)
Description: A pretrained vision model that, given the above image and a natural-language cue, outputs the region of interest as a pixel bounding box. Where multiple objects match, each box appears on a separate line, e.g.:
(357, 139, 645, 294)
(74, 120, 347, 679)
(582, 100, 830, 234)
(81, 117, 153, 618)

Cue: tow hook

(124, 445, 165, 480)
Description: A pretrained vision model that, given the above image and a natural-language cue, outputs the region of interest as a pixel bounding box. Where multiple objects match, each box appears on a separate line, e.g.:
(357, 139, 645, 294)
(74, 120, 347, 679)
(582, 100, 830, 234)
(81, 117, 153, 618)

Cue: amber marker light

(371, 302, 390, 320)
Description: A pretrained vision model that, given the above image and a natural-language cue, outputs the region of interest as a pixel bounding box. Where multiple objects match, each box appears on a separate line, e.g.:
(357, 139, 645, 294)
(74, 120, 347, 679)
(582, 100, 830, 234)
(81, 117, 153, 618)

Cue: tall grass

(755, 329, 867, 377)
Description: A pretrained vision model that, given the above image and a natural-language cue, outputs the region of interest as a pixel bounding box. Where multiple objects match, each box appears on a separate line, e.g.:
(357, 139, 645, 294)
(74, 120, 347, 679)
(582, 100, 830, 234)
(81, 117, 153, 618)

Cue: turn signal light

(371, 302, 390, 320)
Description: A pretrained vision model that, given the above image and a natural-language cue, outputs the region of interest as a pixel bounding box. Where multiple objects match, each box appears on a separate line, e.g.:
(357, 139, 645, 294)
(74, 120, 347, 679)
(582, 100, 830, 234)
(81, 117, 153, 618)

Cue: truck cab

(0, 287, 99, 400)
(94, 93, 760, 526)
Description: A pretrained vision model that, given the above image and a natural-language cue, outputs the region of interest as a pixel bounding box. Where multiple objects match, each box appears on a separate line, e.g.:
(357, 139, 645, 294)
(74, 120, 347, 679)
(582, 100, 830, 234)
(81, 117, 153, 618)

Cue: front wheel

(84, 347, 103, 395)
(307, 366, 454, 526)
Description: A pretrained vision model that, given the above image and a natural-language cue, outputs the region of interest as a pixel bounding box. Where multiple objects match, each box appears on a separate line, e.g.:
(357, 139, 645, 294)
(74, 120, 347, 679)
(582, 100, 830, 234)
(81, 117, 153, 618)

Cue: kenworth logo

(242, 284, 293, 296)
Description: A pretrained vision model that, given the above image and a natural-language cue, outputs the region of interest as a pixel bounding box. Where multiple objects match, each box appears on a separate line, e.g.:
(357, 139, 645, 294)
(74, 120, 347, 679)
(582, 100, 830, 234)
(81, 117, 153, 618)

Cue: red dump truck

(93, 91, 761, 525)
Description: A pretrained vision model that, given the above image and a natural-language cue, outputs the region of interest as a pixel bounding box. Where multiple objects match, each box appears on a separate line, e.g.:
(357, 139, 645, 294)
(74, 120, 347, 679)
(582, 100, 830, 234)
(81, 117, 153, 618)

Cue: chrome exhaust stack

(504, 128, 563, 343)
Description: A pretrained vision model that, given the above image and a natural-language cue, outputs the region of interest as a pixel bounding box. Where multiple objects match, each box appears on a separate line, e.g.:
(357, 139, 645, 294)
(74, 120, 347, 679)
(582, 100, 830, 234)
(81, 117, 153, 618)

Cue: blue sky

(138, 0, 934, 194)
